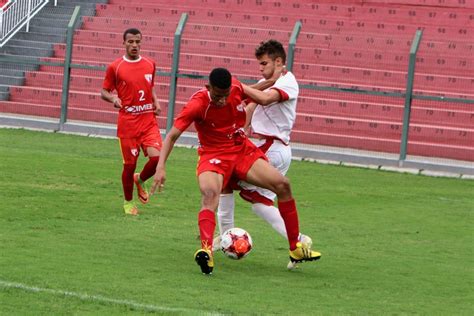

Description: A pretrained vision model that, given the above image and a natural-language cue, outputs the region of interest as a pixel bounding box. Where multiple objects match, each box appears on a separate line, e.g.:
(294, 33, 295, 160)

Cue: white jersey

(251, 71, 299, 144)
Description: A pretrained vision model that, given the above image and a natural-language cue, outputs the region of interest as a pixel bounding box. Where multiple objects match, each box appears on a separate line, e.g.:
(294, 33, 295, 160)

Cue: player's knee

(273, 176, 291, 197)
(123, 163, 136, 172)
(201, 188, 220, 208)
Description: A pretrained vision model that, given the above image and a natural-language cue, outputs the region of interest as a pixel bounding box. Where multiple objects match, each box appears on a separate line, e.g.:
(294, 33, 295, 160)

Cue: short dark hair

(123, 28, 142, 41)
(209, 68, 232, 89)
(255, 39, 286, 64)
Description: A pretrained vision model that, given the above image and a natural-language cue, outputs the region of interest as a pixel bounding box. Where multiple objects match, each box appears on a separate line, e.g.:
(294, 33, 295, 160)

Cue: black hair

(209, 68, 232, 89)
(255, 39, 286, 64)
(123, 28, 142, 41)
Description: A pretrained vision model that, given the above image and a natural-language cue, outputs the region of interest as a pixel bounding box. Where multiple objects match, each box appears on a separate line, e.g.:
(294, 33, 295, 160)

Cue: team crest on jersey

(237, 103, 245, 112)
(209, 158, 221, 165)
(144, 74, 153, 84)
(131, 148, 139, 157)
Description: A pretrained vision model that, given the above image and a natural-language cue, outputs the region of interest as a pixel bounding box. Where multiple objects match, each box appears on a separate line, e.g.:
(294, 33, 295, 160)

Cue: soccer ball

(220, 227, 253, 260)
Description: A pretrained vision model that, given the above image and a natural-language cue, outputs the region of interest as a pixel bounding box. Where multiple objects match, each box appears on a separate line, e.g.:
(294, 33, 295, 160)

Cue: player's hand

(153, 102, 161, 116)
(112, 97, 122, 109)
(150, 167, 166, 194)
(271, 66, 286, 82)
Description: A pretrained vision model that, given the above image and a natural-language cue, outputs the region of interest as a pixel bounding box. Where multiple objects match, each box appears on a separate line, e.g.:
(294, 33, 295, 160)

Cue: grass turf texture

(0, 128, 472, 315)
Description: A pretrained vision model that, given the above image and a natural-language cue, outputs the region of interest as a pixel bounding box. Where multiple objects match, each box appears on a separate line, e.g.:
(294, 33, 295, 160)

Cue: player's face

(123, 33, 141, 60)
(207, 84, 231, 107)
(257, 54, 276, 80)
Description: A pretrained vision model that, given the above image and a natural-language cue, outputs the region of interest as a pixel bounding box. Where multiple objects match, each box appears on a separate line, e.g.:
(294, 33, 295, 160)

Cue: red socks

(198, 209, 216, 250)
(122, 163, 136, 201)
(278, 199, 300, 250)
(122, 157, 158, 201)
(139, 156, 159, 182)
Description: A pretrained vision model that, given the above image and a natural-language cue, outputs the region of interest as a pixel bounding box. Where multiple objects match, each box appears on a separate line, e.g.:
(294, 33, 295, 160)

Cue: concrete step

(0, 68, 25, 77)
(14, 31, 67, 43)
(57, 0, 107, 3)
(22, 25, 68, 36)
(7, 39, 53, 50)
(0, 62, 39, 72)
(50, 1, 100, 7)
(0, 84, 11, 101)
(0, 45, 52, 57)
(29, 17, 71, 28)
(35, 12, 76, 20)
(0, 92, 10, 101)
(40, 5, 94, 16)
(0, 75, 24, 86)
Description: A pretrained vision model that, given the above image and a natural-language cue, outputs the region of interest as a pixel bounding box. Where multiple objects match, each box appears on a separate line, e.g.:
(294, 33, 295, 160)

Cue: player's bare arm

(150, 126, 182, 194)
(100, 89, 122, 108)
(249, 78, 275, 91)
(244, 102, 257, 134)
(152, 89, 161, 116)
(242, 85, 281, 106)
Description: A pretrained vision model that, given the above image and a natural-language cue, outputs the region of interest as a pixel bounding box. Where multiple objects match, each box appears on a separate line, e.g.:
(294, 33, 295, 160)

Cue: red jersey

(174, 78, 247, 153)
(103, 56, 158, 138)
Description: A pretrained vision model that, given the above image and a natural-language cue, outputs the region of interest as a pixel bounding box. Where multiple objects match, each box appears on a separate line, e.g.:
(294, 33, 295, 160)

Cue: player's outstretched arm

(242, 85, 281, 106)
(100, 89, 122, 109)
(150, 126, 182, 194)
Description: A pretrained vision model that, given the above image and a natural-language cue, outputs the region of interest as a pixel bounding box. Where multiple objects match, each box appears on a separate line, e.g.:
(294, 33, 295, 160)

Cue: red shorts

(119, 127, 162, 164)
(196, 139, 267, 188)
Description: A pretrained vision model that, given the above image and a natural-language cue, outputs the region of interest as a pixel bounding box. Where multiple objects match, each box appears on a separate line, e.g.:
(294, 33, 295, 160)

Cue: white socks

(217, 193, 235, 235)
(217, 193, 288, 239)
(251, 203, 287, 239)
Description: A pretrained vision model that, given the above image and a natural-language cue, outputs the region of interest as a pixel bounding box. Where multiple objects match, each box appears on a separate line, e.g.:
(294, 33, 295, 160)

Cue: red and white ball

(220, 227, 253, 260)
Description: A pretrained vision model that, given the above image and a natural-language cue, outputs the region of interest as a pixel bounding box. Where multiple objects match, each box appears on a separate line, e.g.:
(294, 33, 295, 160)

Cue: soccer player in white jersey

(216, 40, 319, 269)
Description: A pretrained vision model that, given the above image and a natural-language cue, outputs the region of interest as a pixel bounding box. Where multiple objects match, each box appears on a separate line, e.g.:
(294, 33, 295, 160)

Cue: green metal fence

(0, 7, 473, 165)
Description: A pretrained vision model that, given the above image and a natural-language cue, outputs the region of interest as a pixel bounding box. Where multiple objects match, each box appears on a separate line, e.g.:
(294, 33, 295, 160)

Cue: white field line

(0, 280, 223, 315)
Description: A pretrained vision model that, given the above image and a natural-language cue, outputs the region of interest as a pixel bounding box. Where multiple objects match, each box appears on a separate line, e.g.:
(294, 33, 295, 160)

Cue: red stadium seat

(2, 0, 472, 162)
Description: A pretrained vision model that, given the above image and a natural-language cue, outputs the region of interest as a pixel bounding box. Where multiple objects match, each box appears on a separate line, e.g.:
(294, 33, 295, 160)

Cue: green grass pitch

(0, 128, 472, 315)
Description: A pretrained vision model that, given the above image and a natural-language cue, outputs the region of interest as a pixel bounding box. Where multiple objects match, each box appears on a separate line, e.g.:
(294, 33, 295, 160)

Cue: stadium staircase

(0, 0, 472, 162)
(0, 0, 103, 101)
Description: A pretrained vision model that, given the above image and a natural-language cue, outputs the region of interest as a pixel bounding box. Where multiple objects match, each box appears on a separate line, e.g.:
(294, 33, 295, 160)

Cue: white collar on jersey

(122, 55, 142, 63)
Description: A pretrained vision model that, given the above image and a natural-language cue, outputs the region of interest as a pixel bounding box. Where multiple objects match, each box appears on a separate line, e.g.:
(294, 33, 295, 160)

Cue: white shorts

(238, 138, 292, 202)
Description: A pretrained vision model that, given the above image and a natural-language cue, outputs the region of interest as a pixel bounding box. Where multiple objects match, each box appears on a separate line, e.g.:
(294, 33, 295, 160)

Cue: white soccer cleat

(212, 235, 222, 252)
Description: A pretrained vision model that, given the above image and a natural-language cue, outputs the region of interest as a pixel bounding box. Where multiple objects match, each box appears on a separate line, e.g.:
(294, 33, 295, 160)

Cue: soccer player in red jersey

(151, 68, 320, 275)
(101, 28, 162, 216)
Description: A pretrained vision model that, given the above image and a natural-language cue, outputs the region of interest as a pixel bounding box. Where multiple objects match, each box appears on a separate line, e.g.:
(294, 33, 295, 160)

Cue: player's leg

(217, 187, 235, 236)
(195, 171, 224, 275)
(214, 186, 235, 252)
(241, 141, 291, 238)
(119, 138, 139, 215)
(134, 128, 162, 204)
(245, 158, 321, 263)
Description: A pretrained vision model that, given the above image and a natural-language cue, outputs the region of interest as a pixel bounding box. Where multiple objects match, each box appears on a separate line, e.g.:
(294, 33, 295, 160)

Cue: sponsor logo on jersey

(125, 103, 153, 114)
(237, 103, 245, 112)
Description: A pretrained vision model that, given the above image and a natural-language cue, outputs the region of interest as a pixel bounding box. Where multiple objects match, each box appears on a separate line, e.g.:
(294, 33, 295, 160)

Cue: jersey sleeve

(174, 94, 203, 132)
(102, 64, 116, 92)
(271, 74, 298, 101)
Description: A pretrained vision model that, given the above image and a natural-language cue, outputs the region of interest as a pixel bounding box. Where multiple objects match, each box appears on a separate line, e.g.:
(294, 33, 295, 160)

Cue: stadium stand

(0, 0, 472, 162)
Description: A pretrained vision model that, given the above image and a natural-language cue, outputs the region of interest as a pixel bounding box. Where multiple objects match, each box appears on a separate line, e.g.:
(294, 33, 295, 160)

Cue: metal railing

(0, 7, 472, 167)
(0, 0, 49, 47)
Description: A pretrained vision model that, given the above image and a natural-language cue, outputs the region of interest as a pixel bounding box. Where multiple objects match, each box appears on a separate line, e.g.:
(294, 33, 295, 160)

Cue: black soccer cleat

(194, 249, 214, 275)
